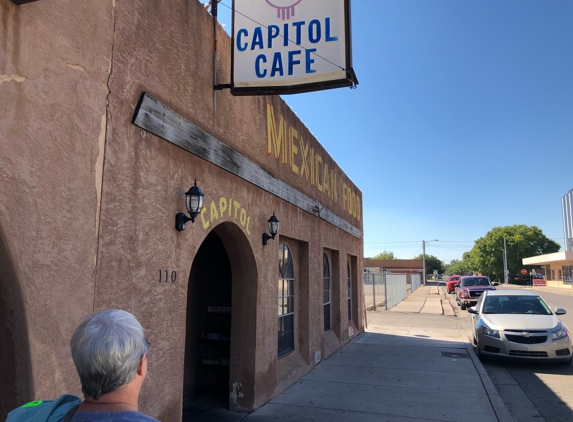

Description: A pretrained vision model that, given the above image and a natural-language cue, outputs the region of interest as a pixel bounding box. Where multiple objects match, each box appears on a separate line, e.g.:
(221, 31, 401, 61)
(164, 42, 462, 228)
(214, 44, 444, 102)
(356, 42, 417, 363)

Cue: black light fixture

(175, 180, 205, 231)
(262, 212, 280, 245)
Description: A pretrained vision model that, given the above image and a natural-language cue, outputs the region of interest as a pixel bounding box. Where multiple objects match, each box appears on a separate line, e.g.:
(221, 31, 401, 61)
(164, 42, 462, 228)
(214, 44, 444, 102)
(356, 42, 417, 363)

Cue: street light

(492, 237, 508, 285)
(423, 239, 439, 285)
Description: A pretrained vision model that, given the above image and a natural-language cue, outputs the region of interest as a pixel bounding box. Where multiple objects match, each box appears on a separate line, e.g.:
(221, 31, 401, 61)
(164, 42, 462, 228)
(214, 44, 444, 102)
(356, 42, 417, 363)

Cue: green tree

(470, 225, 560, 276)
(413, 254, 445, 275)
(372, 250, 396, 260)
(445, 252, 475, 275)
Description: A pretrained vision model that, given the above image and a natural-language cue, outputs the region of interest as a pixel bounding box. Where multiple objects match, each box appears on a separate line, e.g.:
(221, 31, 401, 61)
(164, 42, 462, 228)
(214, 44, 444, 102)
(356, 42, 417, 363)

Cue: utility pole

(503, 237, 508, 284)
(422, 239, 439, 286)
(422, 241, 426, 286)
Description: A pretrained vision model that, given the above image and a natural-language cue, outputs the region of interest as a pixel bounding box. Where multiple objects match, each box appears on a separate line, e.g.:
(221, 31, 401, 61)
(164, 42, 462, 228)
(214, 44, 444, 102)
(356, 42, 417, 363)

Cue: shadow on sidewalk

(182, 329, 573, 421)
(244, 331, 494, 422)
(482, 357, 573, 422)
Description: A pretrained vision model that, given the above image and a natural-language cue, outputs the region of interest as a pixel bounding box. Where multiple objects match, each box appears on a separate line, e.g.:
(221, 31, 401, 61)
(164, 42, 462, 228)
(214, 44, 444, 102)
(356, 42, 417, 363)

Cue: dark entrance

(183, 230, 232, 418)
(0, 226, 33, 420)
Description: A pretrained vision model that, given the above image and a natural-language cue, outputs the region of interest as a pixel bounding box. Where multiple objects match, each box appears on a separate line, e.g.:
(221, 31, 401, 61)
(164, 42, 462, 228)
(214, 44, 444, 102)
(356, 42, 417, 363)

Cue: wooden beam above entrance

(132, 92, 362, 239)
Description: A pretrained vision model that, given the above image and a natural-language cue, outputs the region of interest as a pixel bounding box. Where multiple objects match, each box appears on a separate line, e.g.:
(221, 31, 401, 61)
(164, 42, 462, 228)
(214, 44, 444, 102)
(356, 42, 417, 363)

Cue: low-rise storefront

(523, 252, 573, 287)
(0, 0, 364, 420)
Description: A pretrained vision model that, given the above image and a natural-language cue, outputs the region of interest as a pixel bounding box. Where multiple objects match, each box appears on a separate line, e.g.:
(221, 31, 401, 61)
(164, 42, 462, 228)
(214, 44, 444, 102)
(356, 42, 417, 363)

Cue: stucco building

(364, 259, 424, 276)
(0, 0, 364, 420)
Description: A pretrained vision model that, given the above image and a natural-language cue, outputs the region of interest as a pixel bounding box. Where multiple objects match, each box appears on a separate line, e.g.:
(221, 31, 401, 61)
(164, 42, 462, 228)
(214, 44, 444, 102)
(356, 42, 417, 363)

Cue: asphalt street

(442, 283, 573, 422)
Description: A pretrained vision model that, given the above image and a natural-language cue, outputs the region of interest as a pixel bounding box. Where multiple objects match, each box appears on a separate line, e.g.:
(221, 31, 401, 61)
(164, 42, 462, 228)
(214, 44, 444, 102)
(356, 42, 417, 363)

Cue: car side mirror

(555, 308, 567, 315)
(454, 283, 459, 287)
(493, 282, 499, 286)
(467, 307, 477, 314)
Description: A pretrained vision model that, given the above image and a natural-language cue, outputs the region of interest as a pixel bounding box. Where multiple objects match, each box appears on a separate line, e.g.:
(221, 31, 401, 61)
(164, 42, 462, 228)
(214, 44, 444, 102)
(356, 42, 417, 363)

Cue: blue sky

(215, 0, 573, 263)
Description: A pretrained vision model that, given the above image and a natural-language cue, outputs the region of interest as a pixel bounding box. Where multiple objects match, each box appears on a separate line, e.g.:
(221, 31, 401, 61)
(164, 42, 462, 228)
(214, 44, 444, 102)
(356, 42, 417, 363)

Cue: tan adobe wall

(0, 0, 364, 419)
(0, 0, 114, 416)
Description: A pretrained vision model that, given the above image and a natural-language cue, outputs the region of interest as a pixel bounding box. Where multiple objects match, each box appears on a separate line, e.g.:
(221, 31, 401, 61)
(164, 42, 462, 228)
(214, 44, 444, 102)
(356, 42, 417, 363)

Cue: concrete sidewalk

(239, 286, 513, 422)
(389, 285, 454, 315)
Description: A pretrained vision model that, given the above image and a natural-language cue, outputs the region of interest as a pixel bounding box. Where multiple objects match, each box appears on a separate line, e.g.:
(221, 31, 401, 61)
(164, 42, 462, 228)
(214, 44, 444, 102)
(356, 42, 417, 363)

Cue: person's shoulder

(6, 395, 81, 422)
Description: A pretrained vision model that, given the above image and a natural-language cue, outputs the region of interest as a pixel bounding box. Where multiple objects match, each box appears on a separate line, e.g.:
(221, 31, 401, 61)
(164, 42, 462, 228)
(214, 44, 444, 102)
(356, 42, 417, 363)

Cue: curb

(438, 286, 454, 316)
(440, 287, 457, 317)
(462, 333, 514, 422)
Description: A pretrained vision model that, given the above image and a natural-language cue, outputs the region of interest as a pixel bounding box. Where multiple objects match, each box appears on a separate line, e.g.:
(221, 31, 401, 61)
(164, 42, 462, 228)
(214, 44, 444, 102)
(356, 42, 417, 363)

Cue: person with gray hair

(64, 309, 159, 421)
(7, 309, 158, 422)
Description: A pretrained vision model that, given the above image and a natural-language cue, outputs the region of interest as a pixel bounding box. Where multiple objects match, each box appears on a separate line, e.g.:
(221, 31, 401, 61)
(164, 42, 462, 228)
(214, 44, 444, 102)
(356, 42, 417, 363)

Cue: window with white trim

(347, 262, 352, 321)
(278, 243, 295, 357)
(323, 252, 331, 332)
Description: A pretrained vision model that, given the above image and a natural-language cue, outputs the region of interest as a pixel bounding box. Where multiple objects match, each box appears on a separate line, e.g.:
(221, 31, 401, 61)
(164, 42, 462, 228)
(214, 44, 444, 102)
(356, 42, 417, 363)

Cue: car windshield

(460, 278, 491, 287)
(482, 295, 552, 315)
(450, 277, 459, 281)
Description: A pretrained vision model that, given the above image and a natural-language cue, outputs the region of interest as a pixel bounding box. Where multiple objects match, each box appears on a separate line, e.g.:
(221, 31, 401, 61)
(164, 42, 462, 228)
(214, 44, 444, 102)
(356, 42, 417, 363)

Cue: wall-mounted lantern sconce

(262, 212, 280, 245)
(175, 180, 205, 231)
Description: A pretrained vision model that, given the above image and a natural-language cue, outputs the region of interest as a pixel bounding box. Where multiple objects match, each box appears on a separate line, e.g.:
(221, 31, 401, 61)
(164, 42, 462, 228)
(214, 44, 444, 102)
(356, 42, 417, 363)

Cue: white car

(468, 290, 572, 364)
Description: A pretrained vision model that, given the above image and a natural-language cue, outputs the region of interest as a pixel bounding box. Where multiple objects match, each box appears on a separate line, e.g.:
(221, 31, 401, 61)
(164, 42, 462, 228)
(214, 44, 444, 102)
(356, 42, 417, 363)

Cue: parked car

(468, 290, 572, 364)
(446, 275, 462, 294)
(436, 274, 443, 280)
(455, 276, 498, 310)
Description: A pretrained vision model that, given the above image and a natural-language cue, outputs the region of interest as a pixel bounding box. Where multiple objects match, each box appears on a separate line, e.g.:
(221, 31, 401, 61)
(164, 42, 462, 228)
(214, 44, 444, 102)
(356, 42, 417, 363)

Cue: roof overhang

(522, 251, 573, 266)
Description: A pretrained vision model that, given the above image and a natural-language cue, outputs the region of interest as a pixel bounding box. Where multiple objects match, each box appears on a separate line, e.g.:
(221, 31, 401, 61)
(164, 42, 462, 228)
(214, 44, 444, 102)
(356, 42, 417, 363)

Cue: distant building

(522, 189, 573, 285)
(364, 259, 424, 275)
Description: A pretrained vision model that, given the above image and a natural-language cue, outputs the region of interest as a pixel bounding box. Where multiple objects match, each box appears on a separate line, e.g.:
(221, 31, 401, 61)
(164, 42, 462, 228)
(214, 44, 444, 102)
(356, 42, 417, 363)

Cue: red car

(446, 275, 462, 294)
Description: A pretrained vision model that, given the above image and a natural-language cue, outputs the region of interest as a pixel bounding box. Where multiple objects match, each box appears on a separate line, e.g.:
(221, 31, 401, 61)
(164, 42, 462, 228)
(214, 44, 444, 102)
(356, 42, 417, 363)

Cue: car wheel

(475, 341, 487, 361)
(460, 302, 466, 311)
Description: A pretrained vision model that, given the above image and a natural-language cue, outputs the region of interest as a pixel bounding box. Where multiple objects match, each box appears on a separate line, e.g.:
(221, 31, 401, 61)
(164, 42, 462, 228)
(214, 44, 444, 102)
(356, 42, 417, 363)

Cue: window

(278, 244, 295, 358)
(563, 265, 573, 284)
(347, 262, 352, 321)
(323, 252, 331, 331)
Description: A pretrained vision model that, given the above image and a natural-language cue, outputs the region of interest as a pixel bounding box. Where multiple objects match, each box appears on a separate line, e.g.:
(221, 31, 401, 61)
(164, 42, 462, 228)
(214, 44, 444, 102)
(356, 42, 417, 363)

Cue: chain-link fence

(364, 273, 385, 311)
(411, 273, 422, 293)
(385, 274, 407, 309)
(363, 272, 408, 311)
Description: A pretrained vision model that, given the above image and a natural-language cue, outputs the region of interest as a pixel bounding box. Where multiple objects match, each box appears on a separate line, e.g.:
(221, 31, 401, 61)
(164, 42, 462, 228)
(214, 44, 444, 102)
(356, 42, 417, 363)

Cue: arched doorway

(182, 222, 257, 419)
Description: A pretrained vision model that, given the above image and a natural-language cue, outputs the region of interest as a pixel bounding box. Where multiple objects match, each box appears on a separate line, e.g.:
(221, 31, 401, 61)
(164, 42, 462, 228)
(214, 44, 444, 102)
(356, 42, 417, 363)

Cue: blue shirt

(61, 411, 159, 422)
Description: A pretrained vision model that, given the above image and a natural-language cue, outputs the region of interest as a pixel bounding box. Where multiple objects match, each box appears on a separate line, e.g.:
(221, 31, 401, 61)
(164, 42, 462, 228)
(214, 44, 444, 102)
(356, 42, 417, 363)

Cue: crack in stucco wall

(0, 74, 27, 85)
(94, 112, 106, 241)
(93, 0, 117, 310)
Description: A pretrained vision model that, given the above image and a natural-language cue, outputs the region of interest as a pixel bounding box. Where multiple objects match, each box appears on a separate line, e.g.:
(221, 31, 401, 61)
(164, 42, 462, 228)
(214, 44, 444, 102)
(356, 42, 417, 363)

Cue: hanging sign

(231, 0, 358, 95)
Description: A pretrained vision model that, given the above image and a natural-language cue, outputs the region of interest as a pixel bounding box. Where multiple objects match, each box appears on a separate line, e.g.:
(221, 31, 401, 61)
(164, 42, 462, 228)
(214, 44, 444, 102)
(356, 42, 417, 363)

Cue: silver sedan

(468, 290, 573, 364)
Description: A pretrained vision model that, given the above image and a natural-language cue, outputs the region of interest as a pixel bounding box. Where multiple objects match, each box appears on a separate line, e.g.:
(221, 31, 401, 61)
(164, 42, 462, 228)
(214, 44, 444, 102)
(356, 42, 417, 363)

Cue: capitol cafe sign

(231, 0, 358, 95)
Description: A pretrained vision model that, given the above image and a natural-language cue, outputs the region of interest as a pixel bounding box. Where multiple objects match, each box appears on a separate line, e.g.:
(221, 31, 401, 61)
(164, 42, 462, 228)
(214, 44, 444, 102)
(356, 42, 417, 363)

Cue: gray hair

(70, 309, 149, 400)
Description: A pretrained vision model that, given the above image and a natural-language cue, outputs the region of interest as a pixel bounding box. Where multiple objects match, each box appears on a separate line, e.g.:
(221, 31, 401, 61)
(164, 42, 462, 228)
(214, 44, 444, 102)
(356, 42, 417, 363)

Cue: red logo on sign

(266, 0, 304, 20)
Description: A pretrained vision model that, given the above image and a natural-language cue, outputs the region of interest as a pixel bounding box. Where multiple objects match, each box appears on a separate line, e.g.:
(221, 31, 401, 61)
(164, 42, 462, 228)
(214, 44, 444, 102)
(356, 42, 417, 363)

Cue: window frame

(278, 243, 295, 358)
(347, 261, 352, 321)
(323, 252, 331, 332)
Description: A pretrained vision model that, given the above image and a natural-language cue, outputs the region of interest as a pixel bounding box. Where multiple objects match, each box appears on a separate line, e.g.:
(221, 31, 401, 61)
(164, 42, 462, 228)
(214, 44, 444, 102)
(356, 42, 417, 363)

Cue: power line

(364, 241, 426, 245)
